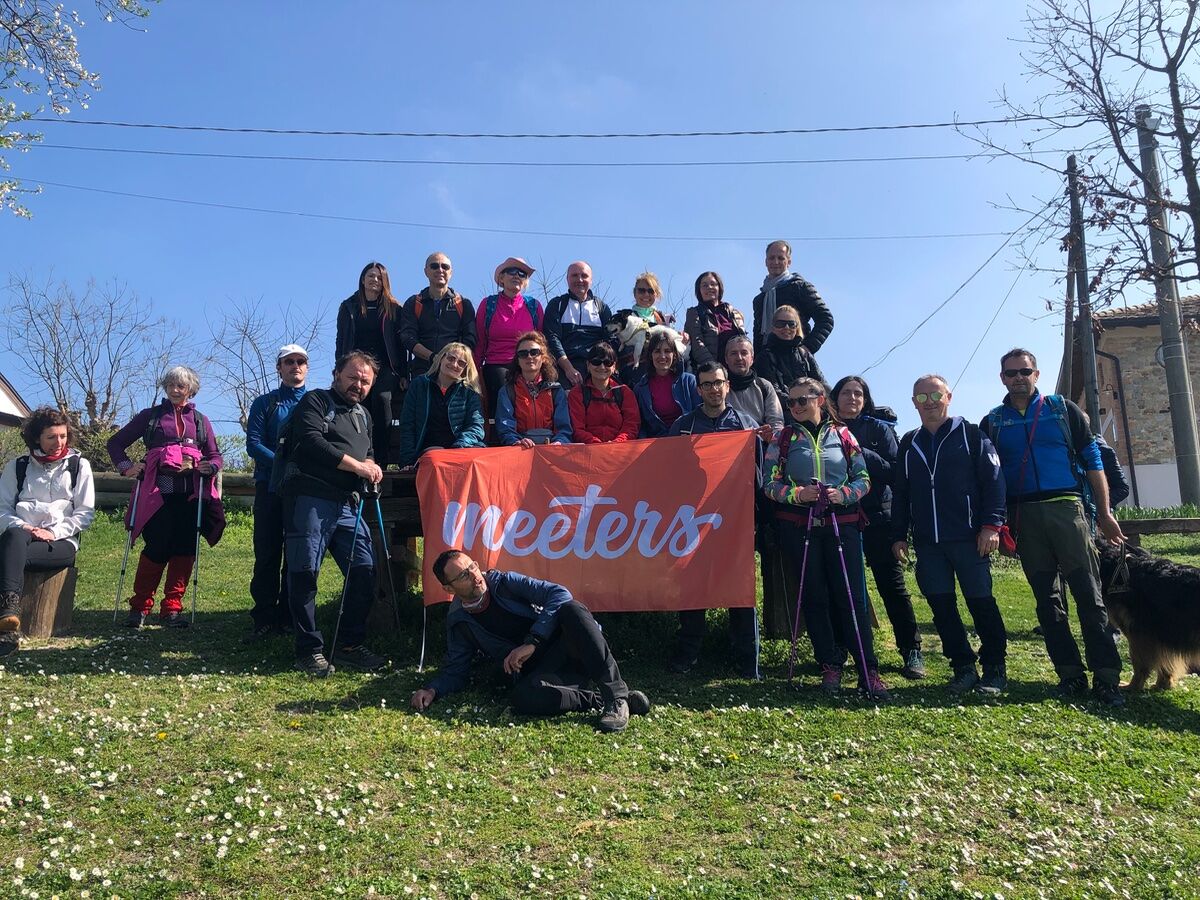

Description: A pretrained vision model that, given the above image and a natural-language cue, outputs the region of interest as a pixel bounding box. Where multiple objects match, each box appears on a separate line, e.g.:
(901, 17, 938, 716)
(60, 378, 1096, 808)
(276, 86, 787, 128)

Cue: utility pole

(1066, 154, 1101, 427)
(1136, 104, 1200, 505)
(1061, 240, 1076, 400)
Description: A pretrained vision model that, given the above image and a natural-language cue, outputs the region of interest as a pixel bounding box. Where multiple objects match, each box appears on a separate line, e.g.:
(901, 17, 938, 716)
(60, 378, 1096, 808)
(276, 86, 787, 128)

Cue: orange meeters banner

(415, 431, 757, 611)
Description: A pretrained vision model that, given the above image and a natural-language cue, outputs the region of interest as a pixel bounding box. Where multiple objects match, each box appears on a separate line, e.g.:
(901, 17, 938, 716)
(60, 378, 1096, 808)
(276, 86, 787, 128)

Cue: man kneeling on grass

(410, 550, 650, 733)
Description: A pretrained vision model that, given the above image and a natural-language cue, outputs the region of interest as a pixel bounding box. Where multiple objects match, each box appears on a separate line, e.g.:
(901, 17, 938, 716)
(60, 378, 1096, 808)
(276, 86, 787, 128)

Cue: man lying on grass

(410, 549, 650, 733)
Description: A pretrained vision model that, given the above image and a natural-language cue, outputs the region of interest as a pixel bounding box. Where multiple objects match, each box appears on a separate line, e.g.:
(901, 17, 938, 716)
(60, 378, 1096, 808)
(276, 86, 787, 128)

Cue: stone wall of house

(1096, 323, 1200, 469)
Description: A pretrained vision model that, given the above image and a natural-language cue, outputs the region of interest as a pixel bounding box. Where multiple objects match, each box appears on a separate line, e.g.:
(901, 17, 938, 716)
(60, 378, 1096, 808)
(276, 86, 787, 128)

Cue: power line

(32, 142, 1067, 169)
(861, 202, 1055, 373)
(27, 114, 1054, 140)
(951, 257, 1032, 389)
(15, 175, 1019, 243)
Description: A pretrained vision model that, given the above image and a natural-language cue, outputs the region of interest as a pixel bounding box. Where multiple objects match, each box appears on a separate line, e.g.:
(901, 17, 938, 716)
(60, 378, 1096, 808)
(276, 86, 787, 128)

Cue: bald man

(543, 261, 617, 387)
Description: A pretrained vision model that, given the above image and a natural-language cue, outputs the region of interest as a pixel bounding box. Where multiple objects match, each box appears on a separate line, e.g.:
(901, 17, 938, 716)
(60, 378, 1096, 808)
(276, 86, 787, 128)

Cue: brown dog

(1096, 541, 1200, 691)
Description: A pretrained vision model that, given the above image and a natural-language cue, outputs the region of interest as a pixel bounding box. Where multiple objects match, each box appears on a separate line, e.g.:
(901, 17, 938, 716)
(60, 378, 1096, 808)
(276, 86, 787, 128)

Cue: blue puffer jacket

(397, 375, 485, 467)
(892, 416, 1006, 545)
(245, 384, 308, 486)
(633, 372, 702, 437)
(980, 391, 1101, 503)
(425, 570, 572, 698)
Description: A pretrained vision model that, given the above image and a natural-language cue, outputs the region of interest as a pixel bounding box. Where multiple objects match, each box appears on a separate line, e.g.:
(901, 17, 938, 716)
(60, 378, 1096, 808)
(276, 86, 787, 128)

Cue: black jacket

(844, 413, 899, 524)
(284, 388, 373, 502)
(398, 288, 477, 376)
(335, 293, 405, 374)
(752, 274, 834, 356)
(542, 291, 617, 364)
(683, 301, 746, 368)
(756, 333, 826, 402)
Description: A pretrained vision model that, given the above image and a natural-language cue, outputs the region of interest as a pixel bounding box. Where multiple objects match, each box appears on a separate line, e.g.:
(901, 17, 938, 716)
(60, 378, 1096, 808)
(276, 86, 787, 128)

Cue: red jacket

(568, 380, 640, 443)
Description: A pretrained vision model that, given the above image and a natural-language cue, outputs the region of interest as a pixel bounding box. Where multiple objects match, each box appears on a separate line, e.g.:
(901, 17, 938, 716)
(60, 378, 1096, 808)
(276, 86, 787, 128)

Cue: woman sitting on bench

(0, 407, 96, 656)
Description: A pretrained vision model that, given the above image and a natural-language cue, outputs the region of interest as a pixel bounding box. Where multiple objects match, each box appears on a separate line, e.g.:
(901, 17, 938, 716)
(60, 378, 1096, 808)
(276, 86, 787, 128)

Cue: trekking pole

(113, 476, 144, 623)
(786, 493, 821, 682)
(365, 479, 403, 633)
(190, 475, 205, 625)
(327, 491, 365, 658)
(823, 482, 875, 697)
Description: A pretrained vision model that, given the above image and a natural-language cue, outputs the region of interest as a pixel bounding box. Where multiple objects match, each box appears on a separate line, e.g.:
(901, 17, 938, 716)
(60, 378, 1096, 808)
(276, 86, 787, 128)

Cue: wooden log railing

(1115, 517, 1200, 547)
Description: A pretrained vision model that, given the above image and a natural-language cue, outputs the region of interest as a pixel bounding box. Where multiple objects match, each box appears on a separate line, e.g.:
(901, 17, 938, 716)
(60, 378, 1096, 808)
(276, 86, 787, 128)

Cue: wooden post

(20, 567, 76, 638)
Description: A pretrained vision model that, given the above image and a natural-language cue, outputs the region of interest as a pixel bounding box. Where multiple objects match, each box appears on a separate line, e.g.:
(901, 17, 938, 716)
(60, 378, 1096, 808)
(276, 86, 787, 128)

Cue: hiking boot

(125, 609, 147, 629)
(949, 665, 980, 694)
(0, 633, 19, 658)
(295, 653, 335, 677)
(1055, 674, 1089, 699)
(332, 644, 387, 672)
(626, 690, 652, 716)
(819, 664, 843, 695)
(160, 612, 190, 629)
(1092, 680, 1126, 708)
(901, 648, 927, 680)
(598, 698, 630, 733)
(0, 591, 21, 633)
(242, 622, 277, 644)
(860, 668, 891, 700)
(977, 664, 1008, 696)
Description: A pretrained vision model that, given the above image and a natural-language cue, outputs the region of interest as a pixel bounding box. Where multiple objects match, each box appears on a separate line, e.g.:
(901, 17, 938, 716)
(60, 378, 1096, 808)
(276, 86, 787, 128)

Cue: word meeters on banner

(443, 483, 723, 560)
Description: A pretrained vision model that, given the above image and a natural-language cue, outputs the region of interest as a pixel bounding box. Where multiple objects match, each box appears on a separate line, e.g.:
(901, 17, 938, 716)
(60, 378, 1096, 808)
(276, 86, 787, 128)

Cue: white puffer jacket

(0, 450, 96, 550)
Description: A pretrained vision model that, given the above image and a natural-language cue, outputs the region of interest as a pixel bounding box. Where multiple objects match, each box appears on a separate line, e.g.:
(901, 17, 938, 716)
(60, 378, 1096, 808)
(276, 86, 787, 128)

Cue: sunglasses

(914, 391, 946, 403)
(427, 262, 451, 271)
(516, 348, 543, 359)
(502, 267, 529, 277)
(280, 357, 308, 366)
(635, 286, 655, 295)
(773, 320, 800, 329)
(787, 395, 821, 407)
(698, 379, 729, 390)
(588, 357, 615, 367)
(1002, 367, 1035, 377)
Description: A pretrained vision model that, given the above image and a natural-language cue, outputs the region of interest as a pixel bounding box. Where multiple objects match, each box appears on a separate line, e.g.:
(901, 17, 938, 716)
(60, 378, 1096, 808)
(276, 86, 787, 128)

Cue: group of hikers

(0, 240, 1134, 733)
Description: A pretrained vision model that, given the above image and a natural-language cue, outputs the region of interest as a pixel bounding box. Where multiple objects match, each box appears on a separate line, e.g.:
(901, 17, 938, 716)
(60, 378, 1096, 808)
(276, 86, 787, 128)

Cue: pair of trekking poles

(785, 480, 881, 698)
(112, 475, 206, 626)
(114, 477, 405, 650)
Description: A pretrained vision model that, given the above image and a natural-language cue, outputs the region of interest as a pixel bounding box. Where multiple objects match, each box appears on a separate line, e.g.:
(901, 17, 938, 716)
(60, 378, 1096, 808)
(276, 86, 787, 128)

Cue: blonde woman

(397, 342, 485, 467)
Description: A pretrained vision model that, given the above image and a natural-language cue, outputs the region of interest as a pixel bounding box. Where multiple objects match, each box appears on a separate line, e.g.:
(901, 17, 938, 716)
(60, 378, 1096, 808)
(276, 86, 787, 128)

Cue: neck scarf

(729, 370, 757, 392)
(760, 271, 801, 337)
(32, 446, 70, 464)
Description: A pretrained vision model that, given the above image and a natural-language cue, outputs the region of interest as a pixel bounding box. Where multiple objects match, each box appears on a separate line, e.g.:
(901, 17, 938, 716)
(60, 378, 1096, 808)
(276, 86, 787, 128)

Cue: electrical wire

(26, 114, 1055, 140)
(30, 142, 1068, 168)
(951, 256, 1033, 389)
(861, 202, 1055, 373)
(14, 175, 1019, 243)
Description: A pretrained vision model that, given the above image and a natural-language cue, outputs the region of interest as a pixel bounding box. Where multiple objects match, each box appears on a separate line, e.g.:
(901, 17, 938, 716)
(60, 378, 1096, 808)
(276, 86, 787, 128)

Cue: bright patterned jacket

(763, 419, 870, 513)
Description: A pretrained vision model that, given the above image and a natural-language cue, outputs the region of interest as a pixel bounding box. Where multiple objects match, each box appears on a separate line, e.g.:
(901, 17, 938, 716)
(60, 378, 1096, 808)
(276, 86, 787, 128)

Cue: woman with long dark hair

(632, 328, 700, 437)
(335, 261, 406, 467)
(831, 374, 925, 679)
(682, 271, 745, 369)
(763, 377, 888, 699)
(0, 407, 95, 655)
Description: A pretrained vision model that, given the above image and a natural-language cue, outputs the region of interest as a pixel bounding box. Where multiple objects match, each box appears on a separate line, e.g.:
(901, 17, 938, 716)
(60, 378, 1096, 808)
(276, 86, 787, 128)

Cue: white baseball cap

(277, 344, 309, 361)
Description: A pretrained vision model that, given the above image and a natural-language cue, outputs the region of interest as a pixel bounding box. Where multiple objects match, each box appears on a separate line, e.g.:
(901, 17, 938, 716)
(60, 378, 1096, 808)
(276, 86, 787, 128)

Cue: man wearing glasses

(243, 344, 310, 645)
(891, 375, 1009, 695)
(399, 252, 477, 378)
(981, 348, 1127, 706)
(668, 362, 762, 678)
(410, 550, 650, 733)
(543, 261, 617, 388)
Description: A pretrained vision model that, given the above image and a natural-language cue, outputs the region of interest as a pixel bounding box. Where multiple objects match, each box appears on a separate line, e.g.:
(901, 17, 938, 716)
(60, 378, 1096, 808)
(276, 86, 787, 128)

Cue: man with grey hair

(751, 239, 834, 357)
(891, 374, 1009, 694)
(543, 261, 617, 387)
(723, 334, 782, 439)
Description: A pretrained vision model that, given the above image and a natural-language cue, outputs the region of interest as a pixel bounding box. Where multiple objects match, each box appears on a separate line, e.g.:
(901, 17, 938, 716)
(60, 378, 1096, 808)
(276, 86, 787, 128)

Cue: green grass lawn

(2, 514, 1199, 898)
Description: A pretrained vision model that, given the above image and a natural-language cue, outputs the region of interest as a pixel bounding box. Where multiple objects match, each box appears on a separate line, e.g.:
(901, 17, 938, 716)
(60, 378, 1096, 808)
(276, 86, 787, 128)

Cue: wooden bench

(1116, 517, 1200, 547)
(20, 566, 76, 638)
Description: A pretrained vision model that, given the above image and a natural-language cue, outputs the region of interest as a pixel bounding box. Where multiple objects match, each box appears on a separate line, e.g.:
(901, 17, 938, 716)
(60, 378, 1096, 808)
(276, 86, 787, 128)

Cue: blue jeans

(284, 494, 375, 657)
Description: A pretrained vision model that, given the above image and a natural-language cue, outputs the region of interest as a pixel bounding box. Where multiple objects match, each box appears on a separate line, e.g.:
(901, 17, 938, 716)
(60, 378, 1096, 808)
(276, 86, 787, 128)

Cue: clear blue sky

(3, 2, 1132, 434)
